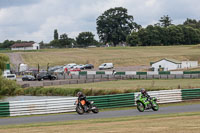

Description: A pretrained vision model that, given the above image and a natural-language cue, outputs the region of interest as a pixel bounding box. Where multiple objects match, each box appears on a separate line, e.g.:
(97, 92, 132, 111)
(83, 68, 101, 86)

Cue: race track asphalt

(0, 104, 200, 126)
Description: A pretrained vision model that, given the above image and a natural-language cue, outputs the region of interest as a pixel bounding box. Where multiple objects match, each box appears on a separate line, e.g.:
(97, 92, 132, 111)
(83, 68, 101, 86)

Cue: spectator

(112, 69, 116, 75)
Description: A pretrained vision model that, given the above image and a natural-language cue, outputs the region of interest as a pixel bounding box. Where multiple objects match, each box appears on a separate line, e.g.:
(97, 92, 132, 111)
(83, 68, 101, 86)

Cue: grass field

(48, 79, 200, 91)
(20, 45, 200, 68)
(0, 112, 200, 133)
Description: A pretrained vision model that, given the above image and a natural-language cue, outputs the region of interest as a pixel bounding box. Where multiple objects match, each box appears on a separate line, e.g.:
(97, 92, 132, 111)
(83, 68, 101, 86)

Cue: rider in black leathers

(77, 92, 90, 111)
(141, 88, 151, 103)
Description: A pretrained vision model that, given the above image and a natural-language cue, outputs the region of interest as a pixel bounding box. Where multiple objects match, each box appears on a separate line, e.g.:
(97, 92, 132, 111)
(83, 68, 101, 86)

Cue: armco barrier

(9, 97, 76, 116)
(0, 102, 10, 117)
(135, 89, 182, 104)
(0, 88, 200, 117)
(181, 88, 200, 100)
(87, 93, 135, 108)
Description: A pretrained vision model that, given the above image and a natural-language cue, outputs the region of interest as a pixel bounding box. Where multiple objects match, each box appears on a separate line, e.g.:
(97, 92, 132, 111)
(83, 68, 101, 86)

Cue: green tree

(54, 29, 59, 40)
(126, 32, 139, 46)
(183, 18, 200, 29)
(50, 33, 74, 48)
(0, 54, 21, 96)
(138, 25, 161, 46)
(181, 26, 200, 44)
(0, 40, 15, 48)
(167, 25, 184, 45)
(96, 7, 136, 46)
(59, 33, 71, 48)
(0, 54, 9, 74)
(39, 41, 45, 48)
(138, 28, 149, 46)
(76, 32, 97, 47)
(0, 76, 20, 96)
(49, 39, 60, 48)
(154, 26, 168, 45)
(159, 15, 172, 27)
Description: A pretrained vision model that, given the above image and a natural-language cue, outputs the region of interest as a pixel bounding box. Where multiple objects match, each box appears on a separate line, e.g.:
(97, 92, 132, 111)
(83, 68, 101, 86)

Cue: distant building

(181, 61, 198, 69)
(151, 58, 198, 71)
(11, 42, 40, 50)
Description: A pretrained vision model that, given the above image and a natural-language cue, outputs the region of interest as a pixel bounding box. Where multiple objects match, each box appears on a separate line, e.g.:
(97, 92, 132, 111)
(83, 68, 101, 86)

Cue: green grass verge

(47, 78, 200, 91)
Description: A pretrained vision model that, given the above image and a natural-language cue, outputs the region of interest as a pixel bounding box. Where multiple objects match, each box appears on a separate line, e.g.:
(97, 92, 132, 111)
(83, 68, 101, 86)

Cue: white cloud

(0, 0, 200, 43)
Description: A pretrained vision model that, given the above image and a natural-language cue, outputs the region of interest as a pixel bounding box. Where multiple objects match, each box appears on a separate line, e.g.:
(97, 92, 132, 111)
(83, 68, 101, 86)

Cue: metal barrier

(135, 89, 182, 104)
(9, 97, 76, 116)
(0, 88, 200, 117)
(87, 93, 135, 108)
(0, 102, 10, 117)
(181, 88, 200, 100)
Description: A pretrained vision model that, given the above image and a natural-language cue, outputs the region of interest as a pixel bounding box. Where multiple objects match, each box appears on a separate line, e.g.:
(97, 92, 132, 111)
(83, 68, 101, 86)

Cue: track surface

(0, 104, 200, 126)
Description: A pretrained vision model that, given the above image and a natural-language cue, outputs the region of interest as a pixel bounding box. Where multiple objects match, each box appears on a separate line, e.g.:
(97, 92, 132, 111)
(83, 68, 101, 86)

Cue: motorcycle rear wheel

(137, 101, 145, 112)
(91, 105, 99, 113)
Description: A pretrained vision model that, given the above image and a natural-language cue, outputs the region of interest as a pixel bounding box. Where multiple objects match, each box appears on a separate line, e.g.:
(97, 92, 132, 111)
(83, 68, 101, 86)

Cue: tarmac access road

(0, 104, 200, 126)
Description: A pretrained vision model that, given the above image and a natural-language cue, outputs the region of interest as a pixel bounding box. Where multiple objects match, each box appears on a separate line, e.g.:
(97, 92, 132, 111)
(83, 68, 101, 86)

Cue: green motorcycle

(136, 94, 159, 112)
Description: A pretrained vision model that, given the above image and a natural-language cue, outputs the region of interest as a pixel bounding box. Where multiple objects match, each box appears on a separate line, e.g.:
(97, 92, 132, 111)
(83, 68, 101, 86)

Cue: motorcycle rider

(140, 88, 151, 103)
(77, 92, 90, 112)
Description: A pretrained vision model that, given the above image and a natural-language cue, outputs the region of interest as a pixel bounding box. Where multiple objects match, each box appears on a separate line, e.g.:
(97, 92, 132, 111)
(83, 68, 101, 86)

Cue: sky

(0, 0, 200, 43)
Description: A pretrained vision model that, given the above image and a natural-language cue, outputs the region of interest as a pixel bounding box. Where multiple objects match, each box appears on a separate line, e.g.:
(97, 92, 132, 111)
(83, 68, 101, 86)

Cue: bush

(0, 77, 20, 96)
(5, 85, 175, 97)
(23, 87, 83, 96)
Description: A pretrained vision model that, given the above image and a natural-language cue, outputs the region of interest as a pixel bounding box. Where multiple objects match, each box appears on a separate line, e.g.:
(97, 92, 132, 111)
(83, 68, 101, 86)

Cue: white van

(99, 63, 114, 70)
(4, 74, 16, 80)
(3, 70, 16, 80)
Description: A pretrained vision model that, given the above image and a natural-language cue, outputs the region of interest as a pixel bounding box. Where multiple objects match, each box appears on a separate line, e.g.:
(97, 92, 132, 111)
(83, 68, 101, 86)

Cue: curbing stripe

(170, 71, 183, 75)
(87, 71, 97, 75)
(105, 71, 112, 75)
(125, 71, 137, 75)
(147, 71, 159, 75)
(136, 72, 147, 75)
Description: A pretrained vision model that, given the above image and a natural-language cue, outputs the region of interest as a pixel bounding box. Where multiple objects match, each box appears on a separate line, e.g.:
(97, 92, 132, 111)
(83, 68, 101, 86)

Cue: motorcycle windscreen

(81, 100, 86, 105)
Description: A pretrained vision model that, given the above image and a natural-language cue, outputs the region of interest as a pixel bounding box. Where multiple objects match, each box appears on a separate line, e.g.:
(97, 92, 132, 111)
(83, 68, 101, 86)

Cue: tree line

(127, 17, 200, 46)
(1, 7, 200, 48)
(49, 30, 100, 48)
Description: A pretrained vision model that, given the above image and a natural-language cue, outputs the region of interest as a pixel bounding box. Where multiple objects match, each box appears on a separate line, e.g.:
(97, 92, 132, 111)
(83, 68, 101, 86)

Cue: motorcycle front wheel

(137, 101, 145, 112)
(76, 106, 84, 115)
(151, 102, 159, 111)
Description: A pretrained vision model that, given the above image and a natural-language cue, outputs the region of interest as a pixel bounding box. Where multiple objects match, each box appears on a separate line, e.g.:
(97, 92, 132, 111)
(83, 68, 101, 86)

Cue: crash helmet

(140, 88, 146, 94)
(77, 91, 83, 97)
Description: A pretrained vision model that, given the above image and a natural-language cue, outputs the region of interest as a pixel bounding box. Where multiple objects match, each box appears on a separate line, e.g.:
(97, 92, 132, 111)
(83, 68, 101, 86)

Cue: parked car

(54, 67, 64, 73)
(37, 72, 57, 81)
(22, 75, 36, 81)
(99, 63, 113, 70)
(48, 66, 63, 72)
(64, 63, 77, 69)
(73, 64, 85, 70)
(84, 64, 94, 69)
